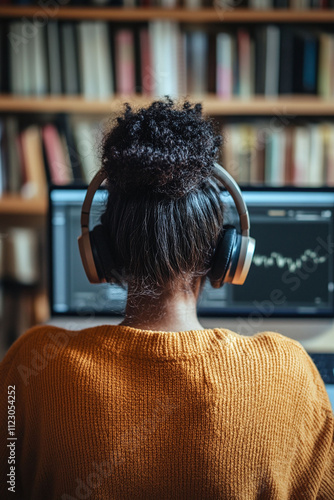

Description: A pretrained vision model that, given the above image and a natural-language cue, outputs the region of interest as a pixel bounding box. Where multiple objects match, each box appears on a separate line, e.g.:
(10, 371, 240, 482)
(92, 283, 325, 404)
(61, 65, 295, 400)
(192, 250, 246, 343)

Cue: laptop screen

(49, 186, 334, 318)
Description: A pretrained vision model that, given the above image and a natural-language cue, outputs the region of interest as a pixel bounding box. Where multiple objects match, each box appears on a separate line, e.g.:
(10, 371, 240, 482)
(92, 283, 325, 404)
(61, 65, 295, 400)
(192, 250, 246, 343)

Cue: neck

(119, 280, 205, 332)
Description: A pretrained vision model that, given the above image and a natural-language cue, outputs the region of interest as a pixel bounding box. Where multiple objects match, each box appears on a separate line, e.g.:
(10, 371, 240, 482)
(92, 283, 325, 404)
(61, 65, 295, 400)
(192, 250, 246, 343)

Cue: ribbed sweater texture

(0, 324, 333, 499)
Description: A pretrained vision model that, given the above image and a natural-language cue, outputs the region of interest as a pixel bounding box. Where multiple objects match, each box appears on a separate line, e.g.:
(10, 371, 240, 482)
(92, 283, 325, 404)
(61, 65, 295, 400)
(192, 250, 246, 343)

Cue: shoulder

(1, 324, 69, 364)
(219, 327, 306, 354)
(221, 328, 332, 415)
(216, 328, 310, 371)
(0, 324, 91, 388)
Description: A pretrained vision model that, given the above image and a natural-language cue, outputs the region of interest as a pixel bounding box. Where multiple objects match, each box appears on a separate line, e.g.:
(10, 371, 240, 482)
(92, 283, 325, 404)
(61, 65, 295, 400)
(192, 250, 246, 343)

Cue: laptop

(48, 185, 334, 409)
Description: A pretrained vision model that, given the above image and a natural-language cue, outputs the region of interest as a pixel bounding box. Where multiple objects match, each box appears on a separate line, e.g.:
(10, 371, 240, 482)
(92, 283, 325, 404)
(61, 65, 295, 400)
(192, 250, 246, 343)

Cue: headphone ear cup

(89, 225, 122, 284)
(208, 226, 237, 289)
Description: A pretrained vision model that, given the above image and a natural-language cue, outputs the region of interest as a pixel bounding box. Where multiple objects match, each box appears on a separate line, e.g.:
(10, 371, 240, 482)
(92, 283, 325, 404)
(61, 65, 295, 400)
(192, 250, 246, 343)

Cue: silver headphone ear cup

(230, 236, 256, 285)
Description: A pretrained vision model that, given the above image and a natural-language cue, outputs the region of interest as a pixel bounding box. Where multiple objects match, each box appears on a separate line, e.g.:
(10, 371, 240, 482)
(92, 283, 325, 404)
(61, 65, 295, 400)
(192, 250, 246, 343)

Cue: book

(222, 123, 239, 182)
(291, 0, 309, 8)
(167, 22, 180, 97)
(149, 21, 178, 97)
(0, 22, 9, 93)
(293, 29, 318, 94)
(249, 37, 255, 97)
(249, 0, 274, 7)
(31, 24, 48, 95)
(264, 131, 274, 184)
(149, 21, 162, 96)
(308, 124, 324, 186)
(207, 30, 216, 95)
(292, 126, 310, 186)
(94, 21, 114, 99)
(279, 26, 294, 95)
(0, 120, 5, 195)
(161, 0, 178, 7)
(177, 28, 187, 97)
(247, 122, 260, 184)
(5, 228, 40, 285)
(324, 123, 334, 186)
(184, 0, 201, 8)
(4, 117, 22, 193)
(318, 32, 332, 98)
(303, 32, 318, 94)
(60, 22, 80, 95)
(186, 29, 208, 96)
(46, 21, 62, 95)
(114, 29, 135, 95)
(272, 129, 286, 185)
(237, 29, 252, 98)
(217, 32, 233, 98)
(255, 27, 267, 95)
(8, 23, 24, 95)
(42, 124, 73, 185)
(77, 22, 99, 99)
(284, 127, 294, 184)
(273, 0, 289, 6)
(55, 114, 83, 182)
(255, 124, 266, 184)
(20, 125, 47, 198)
(72, 120, 101, 183)
(249, 126, 260, 184)
(231, 35, 239, 96)
(140, 27, 153, 96)
(265, 25, 280, 96)
(150, 21, 180, 97)
(238, 125, 251, 184)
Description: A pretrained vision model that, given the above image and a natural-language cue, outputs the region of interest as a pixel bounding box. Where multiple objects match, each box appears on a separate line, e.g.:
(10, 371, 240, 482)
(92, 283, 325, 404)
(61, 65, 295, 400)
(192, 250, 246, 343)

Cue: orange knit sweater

(0, 324, 333, 499)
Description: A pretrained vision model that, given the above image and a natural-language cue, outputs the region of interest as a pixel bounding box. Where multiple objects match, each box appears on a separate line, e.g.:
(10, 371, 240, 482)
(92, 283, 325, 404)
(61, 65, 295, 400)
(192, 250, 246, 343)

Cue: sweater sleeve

(289, 344, 334, 499)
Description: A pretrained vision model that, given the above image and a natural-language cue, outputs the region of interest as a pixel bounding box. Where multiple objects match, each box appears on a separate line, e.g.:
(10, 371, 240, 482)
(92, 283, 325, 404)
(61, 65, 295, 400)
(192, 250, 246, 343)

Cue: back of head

(100, 97, 224, 295)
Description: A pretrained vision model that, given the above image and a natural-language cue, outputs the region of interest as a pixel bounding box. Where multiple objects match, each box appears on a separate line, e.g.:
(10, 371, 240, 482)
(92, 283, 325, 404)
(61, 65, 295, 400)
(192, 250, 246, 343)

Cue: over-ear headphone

(78, 162, 256, 288)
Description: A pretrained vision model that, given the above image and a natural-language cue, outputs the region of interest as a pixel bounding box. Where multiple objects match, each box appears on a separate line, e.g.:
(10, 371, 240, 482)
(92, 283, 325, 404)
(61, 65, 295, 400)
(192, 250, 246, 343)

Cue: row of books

(1, 116, 334, 196)
(2, 21, 334, 98)
(0, 227, 41, 285)
(223, 121, 334, 185)
(1, 0, 334, 7)
(0, 115, 104, 197)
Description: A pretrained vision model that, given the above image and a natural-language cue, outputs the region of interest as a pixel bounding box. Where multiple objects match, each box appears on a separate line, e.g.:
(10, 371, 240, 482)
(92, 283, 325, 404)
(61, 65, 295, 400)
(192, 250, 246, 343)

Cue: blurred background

(1, 1, 334, 356)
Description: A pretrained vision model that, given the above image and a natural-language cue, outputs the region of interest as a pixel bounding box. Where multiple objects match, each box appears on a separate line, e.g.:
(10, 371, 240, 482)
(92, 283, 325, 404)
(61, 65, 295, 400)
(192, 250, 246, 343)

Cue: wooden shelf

(0, 6, 334, 22)
(0, 95, 334, 115)
(0, 195, 47, 216)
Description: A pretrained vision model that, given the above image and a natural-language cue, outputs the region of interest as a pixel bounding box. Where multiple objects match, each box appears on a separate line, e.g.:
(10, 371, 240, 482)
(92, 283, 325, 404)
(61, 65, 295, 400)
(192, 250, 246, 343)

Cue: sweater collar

(89, 325, 237, 360)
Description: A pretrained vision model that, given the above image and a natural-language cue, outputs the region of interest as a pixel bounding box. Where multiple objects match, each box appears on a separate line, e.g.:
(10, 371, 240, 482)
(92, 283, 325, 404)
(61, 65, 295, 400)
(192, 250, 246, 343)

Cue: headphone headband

(213, 163, 250, 237)
(80, 168, 108, 231)
(80, 164, 250, 236)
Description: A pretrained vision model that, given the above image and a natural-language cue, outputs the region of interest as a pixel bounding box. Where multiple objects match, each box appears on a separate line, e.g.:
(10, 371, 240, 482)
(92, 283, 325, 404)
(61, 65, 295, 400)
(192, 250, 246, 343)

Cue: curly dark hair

(100, 97, 224, 295)
(101, 97, 222, 199)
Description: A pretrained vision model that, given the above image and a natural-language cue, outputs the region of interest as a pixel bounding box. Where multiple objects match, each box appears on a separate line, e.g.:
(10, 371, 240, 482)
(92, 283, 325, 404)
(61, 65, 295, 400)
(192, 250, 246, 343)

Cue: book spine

(265, 25, 280, 97)
(115, 29, 135, 95)
(238, 29, 251, 98)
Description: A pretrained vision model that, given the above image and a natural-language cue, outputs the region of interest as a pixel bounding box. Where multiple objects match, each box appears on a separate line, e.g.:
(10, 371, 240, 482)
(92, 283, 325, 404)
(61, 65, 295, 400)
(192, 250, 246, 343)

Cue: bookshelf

(0, 95, 334, 116)
(1, 5, 334, 344)
(1, 7, 334, 23)
(0, 195, 47, 217)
